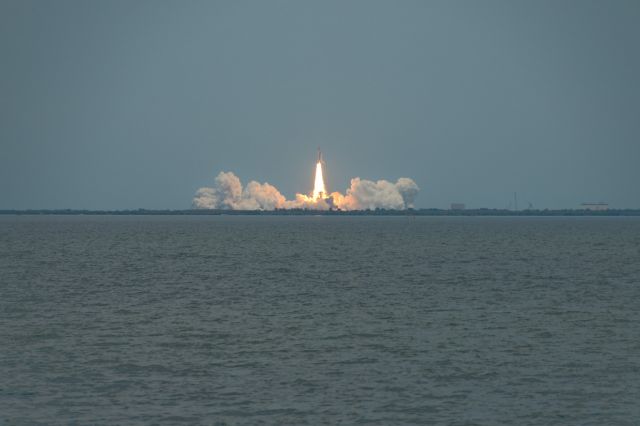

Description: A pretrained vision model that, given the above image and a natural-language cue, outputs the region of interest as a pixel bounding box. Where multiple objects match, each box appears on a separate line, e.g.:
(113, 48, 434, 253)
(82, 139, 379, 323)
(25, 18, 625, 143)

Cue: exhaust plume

(193, 152, 419, 210)
(193, 172, 419, 211)
(312, 161, 326, 201)
(193, 171, 287, 210)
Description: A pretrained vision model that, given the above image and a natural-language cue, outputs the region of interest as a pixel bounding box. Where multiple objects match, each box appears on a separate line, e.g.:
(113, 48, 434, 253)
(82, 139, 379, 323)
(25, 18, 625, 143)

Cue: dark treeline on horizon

(1, 209, 640, 216)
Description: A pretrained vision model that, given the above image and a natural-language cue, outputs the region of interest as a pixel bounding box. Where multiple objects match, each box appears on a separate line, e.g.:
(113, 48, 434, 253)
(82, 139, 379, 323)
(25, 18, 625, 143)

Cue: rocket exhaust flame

(193, 149, 419, 211)
(312, 151, 326, 201)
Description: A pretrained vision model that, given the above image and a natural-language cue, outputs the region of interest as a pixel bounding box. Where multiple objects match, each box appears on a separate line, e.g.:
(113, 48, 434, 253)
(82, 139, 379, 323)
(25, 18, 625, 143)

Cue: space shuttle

(317, 147, 322, 164)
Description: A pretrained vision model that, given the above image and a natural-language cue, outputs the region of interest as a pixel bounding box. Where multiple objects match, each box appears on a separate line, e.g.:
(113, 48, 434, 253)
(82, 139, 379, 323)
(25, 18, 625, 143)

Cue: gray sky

(1, 0, 639, 209)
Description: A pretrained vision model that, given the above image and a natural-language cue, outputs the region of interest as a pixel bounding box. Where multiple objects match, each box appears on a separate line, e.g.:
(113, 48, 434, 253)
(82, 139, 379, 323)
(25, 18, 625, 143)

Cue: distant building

(581, 202, 608, 211)
(450, 203, 465, 210)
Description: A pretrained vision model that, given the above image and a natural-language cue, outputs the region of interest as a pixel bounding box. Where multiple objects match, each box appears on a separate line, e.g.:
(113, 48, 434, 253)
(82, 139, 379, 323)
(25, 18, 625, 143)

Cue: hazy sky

(1, 0, 639, 209)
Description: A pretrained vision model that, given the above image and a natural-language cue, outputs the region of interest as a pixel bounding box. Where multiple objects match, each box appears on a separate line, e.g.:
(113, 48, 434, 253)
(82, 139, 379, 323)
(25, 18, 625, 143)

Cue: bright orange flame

(312, 161, 326, 200)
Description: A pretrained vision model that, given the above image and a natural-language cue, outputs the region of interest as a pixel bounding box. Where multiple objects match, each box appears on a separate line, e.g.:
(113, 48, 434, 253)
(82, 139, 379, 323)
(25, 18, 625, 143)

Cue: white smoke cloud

(193, 171, 419, 211)
(395, 177, 420, 208)
(334, 177, 419, 210)
(193, 171, 287, 210)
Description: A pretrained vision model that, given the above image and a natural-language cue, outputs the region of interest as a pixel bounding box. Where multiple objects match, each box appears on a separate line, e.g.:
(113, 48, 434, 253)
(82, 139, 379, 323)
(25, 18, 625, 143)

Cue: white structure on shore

(581, 202, 608, 211)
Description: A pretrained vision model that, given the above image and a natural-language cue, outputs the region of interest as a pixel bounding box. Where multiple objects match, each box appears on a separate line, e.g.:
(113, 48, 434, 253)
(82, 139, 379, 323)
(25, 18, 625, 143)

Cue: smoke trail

(193, 171, 419, 211)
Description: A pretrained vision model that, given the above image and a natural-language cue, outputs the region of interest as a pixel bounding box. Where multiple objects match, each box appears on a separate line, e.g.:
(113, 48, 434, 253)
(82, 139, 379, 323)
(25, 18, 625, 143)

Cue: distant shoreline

(1, 209, 639, 216)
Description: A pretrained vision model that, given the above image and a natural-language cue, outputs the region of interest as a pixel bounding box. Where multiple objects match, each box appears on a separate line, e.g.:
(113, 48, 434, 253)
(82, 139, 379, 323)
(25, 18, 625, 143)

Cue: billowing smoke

(193, 171, 286, 210)
(332, 177, 419, 210)
(193, 171, 419, 211)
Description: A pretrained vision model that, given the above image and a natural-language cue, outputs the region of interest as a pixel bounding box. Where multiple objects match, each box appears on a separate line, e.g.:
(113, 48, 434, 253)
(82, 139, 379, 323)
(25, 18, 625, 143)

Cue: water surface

(1, 216, 639, 424)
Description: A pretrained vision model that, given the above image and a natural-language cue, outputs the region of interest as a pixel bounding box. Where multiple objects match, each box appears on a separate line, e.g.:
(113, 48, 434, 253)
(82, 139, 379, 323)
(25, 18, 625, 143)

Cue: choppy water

(1, 215, 639, 425)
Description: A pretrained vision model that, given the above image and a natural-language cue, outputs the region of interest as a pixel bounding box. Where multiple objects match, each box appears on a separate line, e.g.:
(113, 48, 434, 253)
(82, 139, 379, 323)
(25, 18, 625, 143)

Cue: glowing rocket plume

(312, 153, 326, 200)
(192, 149, 420, 210)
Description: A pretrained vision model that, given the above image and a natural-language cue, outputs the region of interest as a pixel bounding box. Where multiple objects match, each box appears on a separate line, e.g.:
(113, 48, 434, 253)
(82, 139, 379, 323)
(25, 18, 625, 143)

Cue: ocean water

(1, 215, 639, 425)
